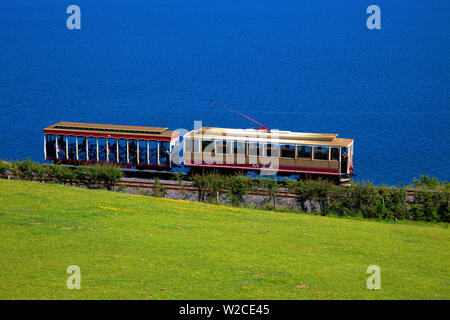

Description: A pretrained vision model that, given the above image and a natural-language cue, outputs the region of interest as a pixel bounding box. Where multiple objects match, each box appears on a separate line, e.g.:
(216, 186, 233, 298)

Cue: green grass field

(0, 179, 448, 299)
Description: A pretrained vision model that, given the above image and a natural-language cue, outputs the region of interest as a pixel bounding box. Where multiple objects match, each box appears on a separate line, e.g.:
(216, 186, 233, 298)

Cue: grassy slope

(0, 180, 448, 300)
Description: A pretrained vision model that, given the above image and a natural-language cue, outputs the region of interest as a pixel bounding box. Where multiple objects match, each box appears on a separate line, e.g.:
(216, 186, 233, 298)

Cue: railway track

(118, 178, 300, 199)
(118, 178, 421, 202)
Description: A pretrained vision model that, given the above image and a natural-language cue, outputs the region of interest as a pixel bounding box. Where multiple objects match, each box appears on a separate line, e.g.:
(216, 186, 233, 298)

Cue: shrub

(225, 175, 254, 206)
(152, 178, 167, 198)
(413, 175, 448, 191)
(0, 161, 11, 178)
(205, 173, 226, 204)
(288, 179, 334, 213)
(117, 184, 127, 192)
(96, 165, 123, 190)
(414, 190, 448, 222)
(48, 165, 74, 184)
(173, 171, 186, 193)
(74, 167, 98, 188)
(14, 160, 38, 180)
(191, 172, 228, 203)
(191, 172, 207, 202)
(258, 177, 279, 208)
(33, 165, 51, 182)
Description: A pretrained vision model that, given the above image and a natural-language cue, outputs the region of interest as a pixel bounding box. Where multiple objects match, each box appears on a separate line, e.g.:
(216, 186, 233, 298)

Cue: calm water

(0, 0, 449, 185)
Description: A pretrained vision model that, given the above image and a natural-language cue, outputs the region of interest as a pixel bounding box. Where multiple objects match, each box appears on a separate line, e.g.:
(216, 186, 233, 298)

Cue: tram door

(341, 147, 348, 174)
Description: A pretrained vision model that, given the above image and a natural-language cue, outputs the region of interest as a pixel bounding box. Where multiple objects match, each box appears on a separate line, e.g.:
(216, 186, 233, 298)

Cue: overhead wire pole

(209, 99, 269, 131)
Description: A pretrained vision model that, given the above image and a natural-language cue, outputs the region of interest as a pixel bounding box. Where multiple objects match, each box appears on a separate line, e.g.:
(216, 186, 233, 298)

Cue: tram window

(248, 142, 261, 157)
(313, 146, 329, 160)
(45, 135, 56, 159)
(184, 139, 193, 153)
(193, 140, 200, 153)
(330, 148, 339, 161)
(297, 146, 312, 159)
(202, 140, 215, 153)
(280, 145, 295, 158)
(216, 141, 232, 155)
(234, 141, 246, 155)
(265, 143, 280, 157)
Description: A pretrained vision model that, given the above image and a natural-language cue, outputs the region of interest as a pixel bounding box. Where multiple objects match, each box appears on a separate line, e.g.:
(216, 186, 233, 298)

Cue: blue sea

(0, 0, 449, 185)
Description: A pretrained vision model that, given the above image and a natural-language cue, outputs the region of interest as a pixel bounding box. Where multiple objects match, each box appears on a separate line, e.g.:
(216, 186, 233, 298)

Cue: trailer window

(159, 141, 170, 165)
(128, 140, 138, 164)
(98, 138, 107, 162)
(280, 145, 295, 158)
(77, 137, 87, 161)
(118, 139, 127, 163)
(57, 135, 66, 159)
(330, 148, 339, 161)
(67, 136, 77, 160)
(107, 139, 118, 163)
(313, 147, 329, 160)
(297, 146, 311, 158)
(138, 140, 147, 164)
(45, 135, 56, 159)
(148, 140, 158, 164)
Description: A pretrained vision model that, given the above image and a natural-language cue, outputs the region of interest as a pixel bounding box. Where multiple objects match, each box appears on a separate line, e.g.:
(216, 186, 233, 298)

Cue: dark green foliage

(191, 172, 227, 203)
(73, 165, 123, 190)
(152, 178, 167, 198)
(225, 175, 254, 206)
(13, 160, 38, 180)
(287, 179, 447, 222)
(191, 172, 209, 202)
(287, 179, 333, 213)
(48, 165, 74, 184)
(96, 165, 124, 190)
(173, 171, 186, 193)
(413, 175, 449, 191)
(258, 177, 279, 208)
(0, 161, 12, 177)
(1, 160, 123, 190)
(413, 190, 449, 222)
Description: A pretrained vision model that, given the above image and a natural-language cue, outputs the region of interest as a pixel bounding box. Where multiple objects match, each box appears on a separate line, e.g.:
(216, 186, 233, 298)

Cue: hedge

(1, 161, 448, 222)
(0, 160, 123, 191)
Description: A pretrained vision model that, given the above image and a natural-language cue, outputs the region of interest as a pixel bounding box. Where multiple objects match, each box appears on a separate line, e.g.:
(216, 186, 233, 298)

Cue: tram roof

(184, 127, 353, 148)
(44, 122, 176, 139)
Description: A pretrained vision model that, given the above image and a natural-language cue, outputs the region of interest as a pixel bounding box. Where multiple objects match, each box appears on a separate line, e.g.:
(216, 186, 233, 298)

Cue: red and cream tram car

(43, 122, 179, 169)
(183, 127, 354, 183)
